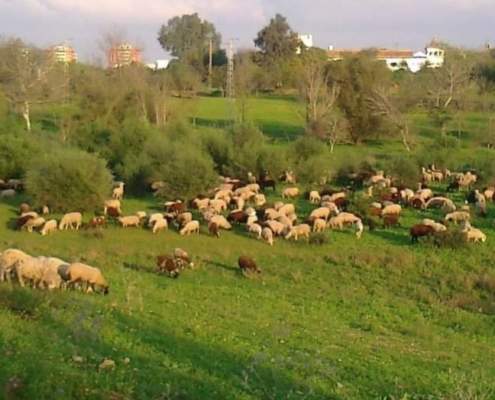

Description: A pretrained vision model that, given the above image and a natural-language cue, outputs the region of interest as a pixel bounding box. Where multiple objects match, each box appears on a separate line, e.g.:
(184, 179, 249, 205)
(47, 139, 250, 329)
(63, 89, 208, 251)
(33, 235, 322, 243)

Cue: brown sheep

(410, 224, 435, 243)
(383, 214, 401, 228)
(208, 222, 220, 238)
(156, 255, 181, 278)
(238, 256, 261, 274)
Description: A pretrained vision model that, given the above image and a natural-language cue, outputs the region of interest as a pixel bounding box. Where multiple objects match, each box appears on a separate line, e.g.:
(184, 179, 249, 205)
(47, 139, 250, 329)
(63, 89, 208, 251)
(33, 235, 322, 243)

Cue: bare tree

(0, 38, 61, 131)
(367, 87, 413, 152)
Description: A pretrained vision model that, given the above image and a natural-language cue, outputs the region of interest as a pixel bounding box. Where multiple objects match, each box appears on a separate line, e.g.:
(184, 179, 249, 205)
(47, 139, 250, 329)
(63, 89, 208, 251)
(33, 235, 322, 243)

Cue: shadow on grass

(372, 229, 411, 247)
(204, 259, 238, 273)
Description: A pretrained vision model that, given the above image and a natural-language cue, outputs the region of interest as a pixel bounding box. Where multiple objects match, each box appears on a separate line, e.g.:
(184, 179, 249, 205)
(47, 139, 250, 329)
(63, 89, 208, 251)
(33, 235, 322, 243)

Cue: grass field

(1, 96, 495, 399)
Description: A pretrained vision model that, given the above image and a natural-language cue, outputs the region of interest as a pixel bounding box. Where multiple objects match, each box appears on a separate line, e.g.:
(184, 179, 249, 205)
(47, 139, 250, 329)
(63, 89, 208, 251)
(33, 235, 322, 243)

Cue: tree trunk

(22, 101, 31, 132)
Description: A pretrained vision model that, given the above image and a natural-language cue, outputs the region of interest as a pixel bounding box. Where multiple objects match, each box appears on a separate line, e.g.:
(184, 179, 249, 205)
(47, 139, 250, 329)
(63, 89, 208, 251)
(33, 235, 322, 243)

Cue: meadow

(1, 96, 495, 400)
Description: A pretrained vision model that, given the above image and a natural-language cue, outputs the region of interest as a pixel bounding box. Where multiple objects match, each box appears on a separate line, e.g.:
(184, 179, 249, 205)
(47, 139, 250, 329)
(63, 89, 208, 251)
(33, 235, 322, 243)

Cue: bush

(428, 228, 468, 249)
(0, 133, 38, 179)
(309, 232, 328, 246)
(295, 154, 332, 184)
(25, 148, 113, 212)
(386, 155, 420, 187)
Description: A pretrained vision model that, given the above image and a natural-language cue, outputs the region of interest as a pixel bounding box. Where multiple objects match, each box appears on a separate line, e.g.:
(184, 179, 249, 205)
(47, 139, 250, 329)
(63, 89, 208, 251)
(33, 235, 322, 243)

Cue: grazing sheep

(180, 220, 200, 236)
(278, 203, 296, 217)
(464, 227, 486, 243)
(21, 211, 39, 219)
(23, 217, 46, 233)
(285, 224, 311, 241)
(238, 256, 261, 274)
(0, 189, 16, 198)
(400, 188, 415, 203)
(112, 182, 125, 200)
(227, 210, 248, 224)
(66, 263, 109, 294)
(254, 194, 267, 207)
(14, 257, 44, 288)
(59, 212, 82, 231)
(309, 191, 321, 204)
(104, 199, 121, 215)
(248, 222, 263, 239)
(261, 227, 274, 246)
(177, 212, 193, 228)
(381, 204, 402, 217)
(156, 255, 181, 278)
(40, 220, 58, 236)
(209, 199, 227, 213)
(410, 196, 426, 210)
(355, 219, 364, 239)
(208, 222, 220, 238)
(118, 215, 141, 228)
(173, 248, 193, 268)
(277, 215, 294, 229)
(16, 215, 35, 230)
(282, 187, 300, 199)
(416, 189, 433, 202)
(0, 249, 30, 282)
(410, 224, 435, 243)
(148, 213, 165, 228)
(165, 201, 186, 215)
(445, 211, 471, 225)
(19, 203, 31, 215)
(383, 214, 400, 228)
(422, 219, 447, 233)
(193, 197, 210, 210)
(214, 190, 232, 202)
(328, 213, 360, 230)
(265, 220, 285, 236)
(245, 183, 260, 193)
(136, 211, 147, 220)
(152, 218, 168, 234)
(37, 257, 68, 290)
(87, 216, 107, 229)
(310, 207, 331, 222)
(263, 208, 281, 221)
(312, 218, 326, 233)
(210, 215, 232, 230)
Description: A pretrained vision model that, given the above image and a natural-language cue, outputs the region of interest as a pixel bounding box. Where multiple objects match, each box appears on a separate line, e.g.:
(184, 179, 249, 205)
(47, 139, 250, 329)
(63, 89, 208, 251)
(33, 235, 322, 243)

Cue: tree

(0, 38, 62, 131)
(331, 54, 390, 144)
(298, 49, 340, 142)
(158, 14, 221, 74)
(254, 14, 299, 63)
(234, 52, 261, 122)
(419, 47, 477, 136)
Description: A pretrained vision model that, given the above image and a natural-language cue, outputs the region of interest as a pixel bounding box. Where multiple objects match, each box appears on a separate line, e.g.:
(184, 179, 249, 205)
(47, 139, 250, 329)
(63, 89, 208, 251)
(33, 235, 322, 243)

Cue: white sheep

(148, 213, 165, 228)
(254, 194, 267, 207)
(0, 249, 31, 282)
(14, 256, 44, 288)
(59, 212, 82, 231)
(278, 203, 296, 217)
(193, 198, 210, 210)
(464, 227, 486, 243)
(0, 189, 16, 198)
(265, 220, 285, 236)
(112, 182, 125, 200)
(312, 218, 326, 233)
(328, 213, 360, 230)
(104, 199, 121, 215)
(180, 221, 200, 236)
(261, 227, 274, 246)
(381, 204, 402, 217)
(23, 217, 46, 233)
(66, 263, 109, 294)
(285, 224, 311, 241)
(247, 222, 263, 239)
(40, 220, 58, 236)
(118, 215, 141, 228)
(282, 187, 300, 199)
(210, 215, 232, 230)
(309, 191, 321, 204)
(209, 199, 227, 213)
(264, 208, 281, 221)
(177, 212, 193, 227)
(152, 218, 168, 234)
(310, 207, 331, 222)
(445, 211, 470, 225)
(136, 211, 147, 220)
(355, 219, 364, 239)
(422, 219, 447, 233)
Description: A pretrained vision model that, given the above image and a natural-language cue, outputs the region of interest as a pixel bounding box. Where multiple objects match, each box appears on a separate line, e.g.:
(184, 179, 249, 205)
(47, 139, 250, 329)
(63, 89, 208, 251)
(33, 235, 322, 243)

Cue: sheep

(422, 219, 447, 233)
(416, 189, 433, 202)
(136, 211, 147, 220)
(173, 248, 194, 269)
(106, 207, 122, 218)
(263, 208, 281, 221)
(464, 227, 487, 243)
(245, 183, 260, 193)
(66, 263, 109, 294)
(238, 256, 261, 274)
(445, 211, 471, 225)
(152, 218, 168, 234)
(193, 197, 210, 210)
(21, 211, 39, 219)
(87, 216, 106, 229)
(264, 220, 285, 236)
(41, 205, 50, 215)
(355, 219, 364, 239)
(276, 215, 294, 229)
(383, 214, 400, 228)
(19, 203, 30, 215)
(282, 187, 300, 199)
(176, 212, 193, 228)
(180, 220, 200, 236)
(214, 189, 233, 202)
(278, 203, 296, 217)
(59, 212, 82, 231)
(40, 220, 58, 236)
(209, 199, 227, 213)
(104, 199, 121, 215)
(328, 213, 360, 230)
(248, 223, 263, 239)
(37, 257, 68, 290)
(148, 213, 165, 228)
(247, 172, 257, 183)
(0, 189, 16, 198)
(156, 255, 181, 278)
(165, 201, 186, 215)
(246, 214, 258, 226)
(0, 249, 30, 282)
(210, 215, 232, 230)
(254, 194, 267, 207)
(231, 196, 245, 211)
(112, 182, 125, 200)
(381, 204, 402, 217)
(228, 210, 248, 224)
(312, 218, 327, 233)
(208, 222, 220, 238)
(410, 224, 435, 243)
(23, 217, 46, 233)
(400, 188, 415, 203)
(118, 215, 141, 228)
(309, 191, 321, 204)
(285, 224, 311, 241)
(14, 257, 44, 288)
(260, 227, 274, 246)
(328, 192, 346, 203)
(16, 215, 34, 230)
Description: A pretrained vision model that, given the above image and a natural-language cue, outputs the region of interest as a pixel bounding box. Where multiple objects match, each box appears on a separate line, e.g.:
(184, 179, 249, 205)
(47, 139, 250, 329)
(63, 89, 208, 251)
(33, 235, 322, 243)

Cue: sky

(0, 0, 494, 62)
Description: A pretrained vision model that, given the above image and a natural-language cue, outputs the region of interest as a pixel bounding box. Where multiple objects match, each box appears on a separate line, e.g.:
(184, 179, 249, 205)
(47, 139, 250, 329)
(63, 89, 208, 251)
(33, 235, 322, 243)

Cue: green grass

(1, 183, 495, 399)
(2, 95, 495, 399)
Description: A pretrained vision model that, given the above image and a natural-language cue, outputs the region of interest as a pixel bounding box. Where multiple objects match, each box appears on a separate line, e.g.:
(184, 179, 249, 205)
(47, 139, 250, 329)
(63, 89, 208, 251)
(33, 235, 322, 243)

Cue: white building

(146, 59, 171, 71)
(298, 34, 313, 49)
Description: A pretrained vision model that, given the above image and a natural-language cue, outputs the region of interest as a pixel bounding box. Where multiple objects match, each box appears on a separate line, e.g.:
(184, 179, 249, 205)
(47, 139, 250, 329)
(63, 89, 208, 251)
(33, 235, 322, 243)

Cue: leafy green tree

(158, 13, 221, 74)
(25, 148, 113, 212)
(254, 14, 299, 63)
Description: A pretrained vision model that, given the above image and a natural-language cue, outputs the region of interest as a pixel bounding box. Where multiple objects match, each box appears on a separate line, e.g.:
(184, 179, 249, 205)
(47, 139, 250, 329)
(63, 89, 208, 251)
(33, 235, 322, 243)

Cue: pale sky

(0, 0, 493, 62)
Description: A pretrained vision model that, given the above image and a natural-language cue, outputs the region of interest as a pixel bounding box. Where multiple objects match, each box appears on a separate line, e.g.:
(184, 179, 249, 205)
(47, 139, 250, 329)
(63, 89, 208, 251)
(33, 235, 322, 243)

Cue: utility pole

(208, 37, 213, 90)
(226, 39, 235, 98)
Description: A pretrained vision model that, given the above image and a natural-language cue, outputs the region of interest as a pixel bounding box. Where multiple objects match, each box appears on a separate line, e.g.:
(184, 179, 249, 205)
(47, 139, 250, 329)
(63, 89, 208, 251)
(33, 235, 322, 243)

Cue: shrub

(309, 232, 328, 246)
(386, 155, 420, 187)
(427, 228, 467, 249)
(0, 133, 38, 179)
(25, 148, 113, 212)
(295, 154, 332, 184)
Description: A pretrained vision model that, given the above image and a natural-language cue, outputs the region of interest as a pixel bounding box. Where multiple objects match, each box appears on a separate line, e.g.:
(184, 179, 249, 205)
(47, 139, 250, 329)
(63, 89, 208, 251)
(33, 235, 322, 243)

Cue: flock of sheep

(0, 163, 492, 290)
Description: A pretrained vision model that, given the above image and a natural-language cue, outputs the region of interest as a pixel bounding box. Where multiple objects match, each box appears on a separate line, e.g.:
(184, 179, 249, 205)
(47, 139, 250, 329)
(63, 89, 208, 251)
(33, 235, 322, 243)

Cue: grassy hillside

(1, 95, 495, 399)
(1, 183, 495, 399)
